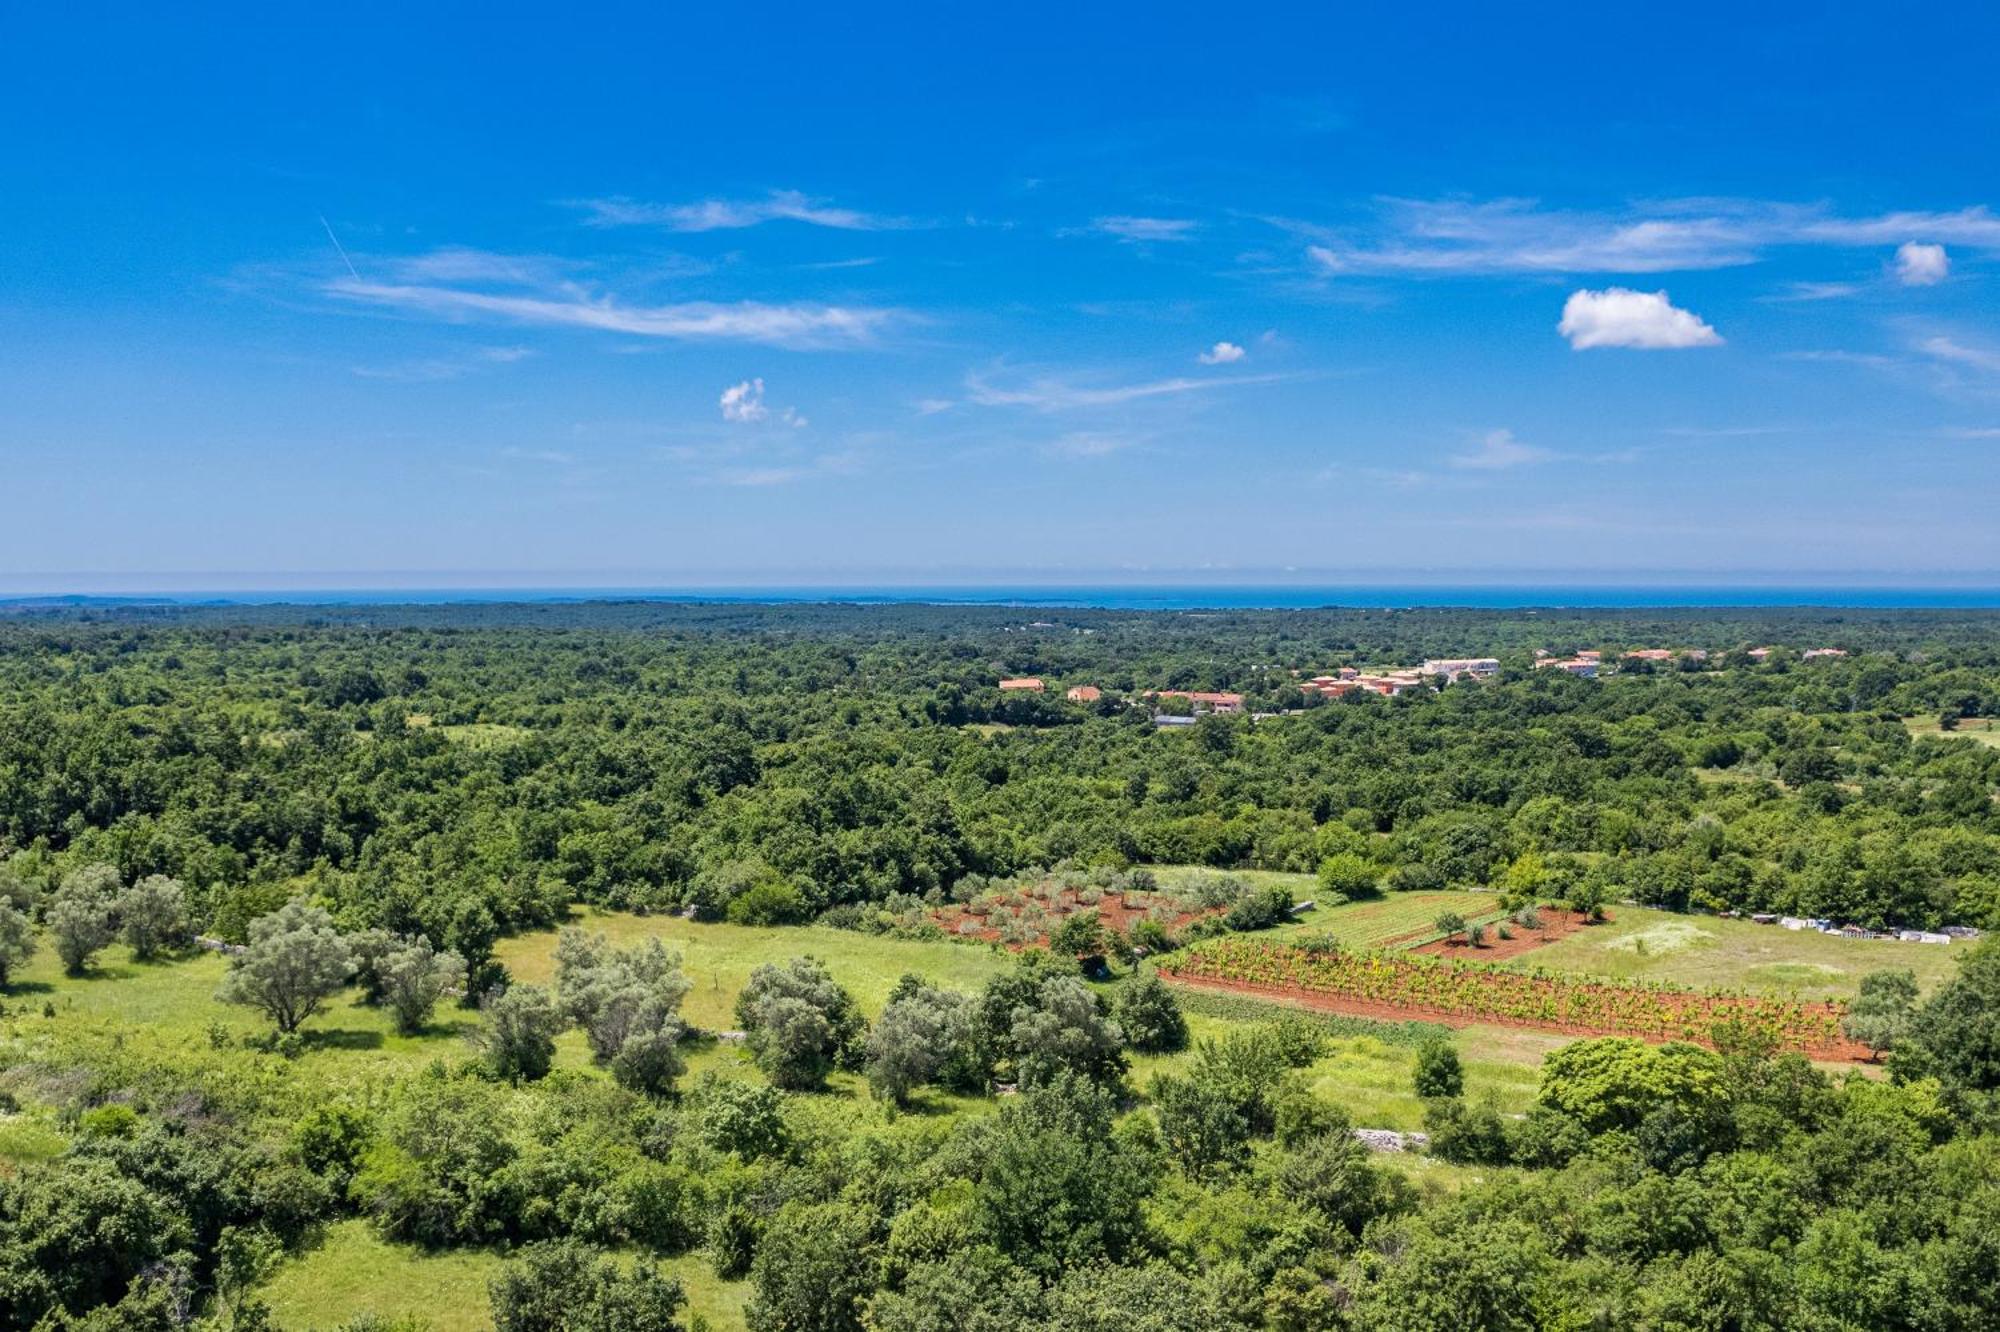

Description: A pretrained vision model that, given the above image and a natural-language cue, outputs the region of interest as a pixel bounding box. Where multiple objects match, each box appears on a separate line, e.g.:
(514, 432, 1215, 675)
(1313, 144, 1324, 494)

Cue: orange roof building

(1065, 685, 1102, 702)
(998, 677, 1045, 691)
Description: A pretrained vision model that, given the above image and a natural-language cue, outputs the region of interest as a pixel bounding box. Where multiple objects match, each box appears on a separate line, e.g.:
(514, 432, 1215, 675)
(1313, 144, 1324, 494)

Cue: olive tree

(48, 866, 119, 975)
(735, 956, 864, 1091)
(866, 981, 976, 1105)
(216, 900, 354, 1034)
(379, 936, 468, 1034)
(0, 903, 35, 987)
(117, 874, 189, 960)
(555, 930, 692, 1096)
(478, 984, 563, 1082)
(1009, 975, 1126, 1089)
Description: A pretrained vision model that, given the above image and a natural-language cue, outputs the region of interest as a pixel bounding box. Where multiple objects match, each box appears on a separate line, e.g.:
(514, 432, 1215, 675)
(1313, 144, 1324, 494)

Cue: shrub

(725, 879, 811, 926)
(1412, 1037, 1464, 1099)
(117, 875, 190, 960)
(0, 903, 35, 987)
(1113, 973, 1189, 1054)
(735, 956, 865, 1091)
(379, 937, 467, 1034)
(489, 1239, 685, 1332)
(478, 985, 562, 1082)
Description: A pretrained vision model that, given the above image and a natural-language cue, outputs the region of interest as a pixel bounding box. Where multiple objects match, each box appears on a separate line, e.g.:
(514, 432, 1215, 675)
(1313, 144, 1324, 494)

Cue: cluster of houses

(996, 641, 1859, 718)
(1740, 913, 1980, 946)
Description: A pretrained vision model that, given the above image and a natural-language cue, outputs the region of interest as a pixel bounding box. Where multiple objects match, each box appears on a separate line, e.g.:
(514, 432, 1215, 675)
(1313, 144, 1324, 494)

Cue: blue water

(16, 583, 2000, 610)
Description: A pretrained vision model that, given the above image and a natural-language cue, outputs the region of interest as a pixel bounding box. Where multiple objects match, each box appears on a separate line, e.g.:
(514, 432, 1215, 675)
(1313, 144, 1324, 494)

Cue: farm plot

(1160, 936, 1863, 1059)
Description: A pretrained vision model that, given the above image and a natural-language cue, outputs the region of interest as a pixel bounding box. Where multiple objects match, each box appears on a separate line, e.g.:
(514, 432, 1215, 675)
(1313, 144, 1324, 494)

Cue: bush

(1113, 973, 1189, 1054)
(1222, 886, 1293, 932)
(735, 957, 865, 1091)
(1424, 1093, 1511, 1165)
(117, 875, 190, 960)
(490, 1239, 686, 1332)
(1412, 1037, 1465, 1099)
(478, 985, 563, 1082)
(1317, 852, 1379, 901)
(725, 879, 810, 926)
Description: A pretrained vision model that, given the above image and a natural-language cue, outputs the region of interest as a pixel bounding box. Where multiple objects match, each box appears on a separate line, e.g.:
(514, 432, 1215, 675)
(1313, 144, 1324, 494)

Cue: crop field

(8, 890, 1934, 1330)
(1511, 904, 1962, 999)
(1161, 936, 1862, 1058)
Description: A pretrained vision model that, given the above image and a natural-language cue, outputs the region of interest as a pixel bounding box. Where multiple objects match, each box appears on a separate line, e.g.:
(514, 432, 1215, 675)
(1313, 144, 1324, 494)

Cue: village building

(997, 677, 1045, 691)
(1064, 684, 1101, 702)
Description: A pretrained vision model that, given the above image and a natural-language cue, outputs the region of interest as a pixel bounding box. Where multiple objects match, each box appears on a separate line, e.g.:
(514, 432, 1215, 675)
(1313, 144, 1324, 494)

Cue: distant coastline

(9, 583, 2000, 611)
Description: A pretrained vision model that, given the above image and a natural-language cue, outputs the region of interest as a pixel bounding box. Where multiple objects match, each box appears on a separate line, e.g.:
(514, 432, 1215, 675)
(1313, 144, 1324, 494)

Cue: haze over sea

(9, 581, 2000, 611)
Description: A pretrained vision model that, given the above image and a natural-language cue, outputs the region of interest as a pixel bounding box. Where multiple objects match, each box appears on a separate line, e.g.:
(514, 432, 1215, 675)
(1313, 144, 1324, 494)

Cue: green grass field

(495, 910, 1016, 1030)
(1905, 715, 2000, 748)
(6, 885, 1962, 1330)
(1508, 904, 1961, 999)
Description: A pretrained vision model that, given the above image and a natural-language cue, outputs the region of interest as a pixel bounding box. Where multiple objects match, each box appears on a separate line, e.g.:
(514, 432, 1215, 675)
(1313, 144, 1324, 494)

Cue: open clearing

(1905, 715, 2000, 747)
(1510, 904, 1960, 999)
(9, 888, 1949, 1330)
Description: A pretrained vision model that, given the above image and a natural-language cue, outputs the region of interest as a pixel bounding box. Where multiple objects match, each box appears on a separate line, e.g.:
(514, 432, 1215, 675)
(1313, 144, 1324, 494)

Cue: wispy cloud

(499, 446, 575, 465)
(1917, 334, 2000, 375)
(352, 345, 534, 382)
(572, 190, 911, 232)
(1291, 198, 2000, 277)
(1046, 431, 1140, 457)
(964, 369, 1282, 411)
(1090, 216, 1199, 243)
(1451, 428, 1552, 470)
(326, 278, 898, 349)
(1767, 280, 1862, 302)
(1559, 288, 1722, 350)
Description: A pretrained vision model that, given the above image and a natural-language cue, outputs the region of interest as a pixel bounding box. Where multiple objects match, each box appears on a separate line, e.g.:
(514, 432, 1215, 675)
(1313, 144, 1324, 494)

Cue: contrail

(318, 213, 361, 280)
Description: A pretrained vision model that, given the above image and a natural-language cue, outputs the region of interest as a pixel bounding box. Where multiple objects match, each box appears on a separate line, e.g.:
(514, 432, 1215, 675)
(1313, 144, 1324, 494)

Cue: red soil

(931, 887, 1221, 950)
(1410, 907, 1604, 961)
(1159, 971, 1873, 1063)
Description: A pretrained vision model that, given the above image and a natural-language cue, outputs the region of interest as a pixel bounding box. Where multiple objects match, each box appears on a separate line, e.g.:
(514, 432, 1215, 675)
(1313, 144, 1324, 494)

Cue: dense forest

(3, 601, 1999, 939)
(2, 601, 2000, 1331)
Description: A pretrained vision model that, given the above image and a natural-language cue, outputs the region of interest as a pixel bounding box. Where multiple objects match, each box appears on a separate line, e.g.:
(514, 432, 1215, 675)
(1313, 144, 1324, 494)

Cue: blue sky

(6, 3, 2000, 589)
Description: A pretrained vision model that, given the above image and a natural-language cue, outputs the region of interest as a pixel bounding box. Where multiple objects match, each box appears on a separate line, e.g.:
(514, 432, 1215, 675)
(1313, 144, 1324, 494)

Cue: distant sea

(14, 584, 2000, 611)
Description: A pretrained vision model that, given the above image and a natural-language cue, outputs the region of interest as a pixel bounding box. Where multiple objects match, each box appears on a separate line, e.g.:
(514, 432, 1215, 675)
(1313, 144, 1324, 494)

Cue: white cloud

(1917, 335, 2000, 375)
(720, 379, 810, 426)
(352, 345, 534, 382)
(326, 279, 896, 349)
(1092, 216, 1198, 243)
(574, 190, 908, 232)
(719, 379, 769, 422)
(1450, 428, 1551, 470)
(1895, 242, 1950, 286)
(1288, 198, 2000, 277)
(1767, 281, 1861, 302)
(1558, 288, 1723, 350)
(1198, 341, 1246, 365)
(964, 369, 1283, 411)
(1046, 431, 1139, 457)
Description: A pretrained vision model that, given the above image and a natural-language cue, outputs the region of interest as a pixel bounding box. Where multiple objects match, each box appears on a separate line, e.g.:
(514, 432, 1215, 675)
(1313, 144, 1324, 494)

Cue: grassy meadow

(1, 883, 1960, 1330)
(1508, 903, 1961, 1000)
